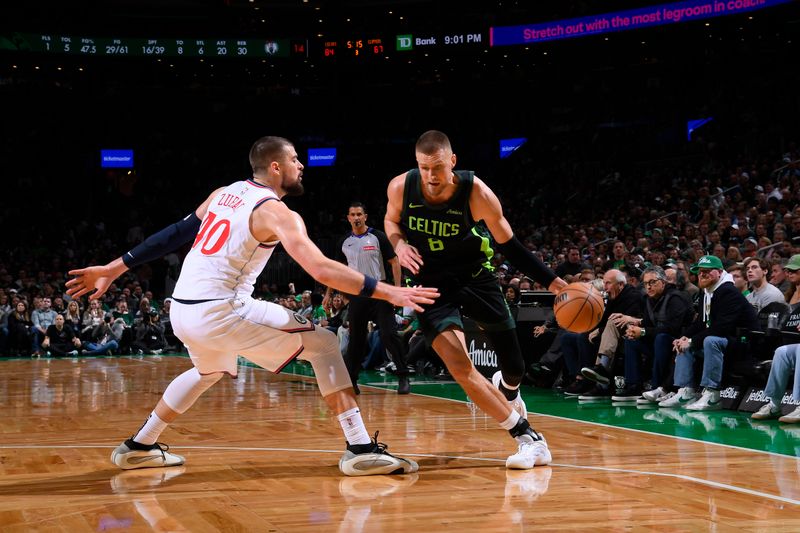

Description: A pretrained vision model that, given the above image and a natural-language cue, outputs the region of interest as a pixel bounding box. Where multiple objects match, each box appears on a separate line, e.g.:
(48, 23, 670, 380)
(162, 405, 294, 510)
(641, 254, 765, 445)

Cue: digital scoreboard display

(0, 33, 294, 58)
(320, 37, 386, 58)
(1, 30, 485, 60)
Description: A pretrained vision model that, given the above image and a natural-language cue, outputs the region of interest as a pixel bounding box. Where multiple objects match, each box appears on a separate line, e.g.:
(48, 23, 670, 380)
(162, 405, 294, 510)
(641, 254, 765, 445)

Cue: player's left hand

(395, 241, 424, 274)
(382, 284, 439, 313)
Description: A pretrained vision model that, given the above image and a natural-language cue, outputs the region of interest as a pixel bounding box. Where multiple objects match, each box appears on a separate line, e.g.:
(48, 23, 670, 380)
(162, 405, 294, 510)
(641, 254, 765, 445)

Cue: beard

(282, 174, 304, 197)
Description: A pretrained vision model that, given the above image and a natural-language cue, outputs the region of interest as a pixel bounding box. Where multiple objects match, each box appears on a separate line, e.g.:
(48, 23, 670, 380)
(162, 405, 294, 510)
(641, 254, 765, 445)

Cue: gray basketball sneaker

(339, 432, 419, 476)
(111, 438, 185, 470)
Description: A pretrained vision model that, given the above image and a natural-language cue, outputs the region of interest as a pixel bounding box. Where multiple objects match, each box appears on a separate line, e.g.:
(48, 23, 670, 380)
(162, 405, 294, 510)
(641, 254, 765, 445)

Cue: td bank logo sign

(396, 34, 436, 51)
(396, 35, 413, 51)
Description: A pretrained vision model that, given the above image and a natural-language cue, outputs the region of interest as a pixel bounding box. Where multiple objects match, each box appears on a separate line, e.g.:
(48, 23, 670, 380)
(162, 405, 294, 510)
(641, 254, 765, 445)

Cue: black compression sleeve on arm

(122, 212, 202, 269)
(496, 236, 558, 289)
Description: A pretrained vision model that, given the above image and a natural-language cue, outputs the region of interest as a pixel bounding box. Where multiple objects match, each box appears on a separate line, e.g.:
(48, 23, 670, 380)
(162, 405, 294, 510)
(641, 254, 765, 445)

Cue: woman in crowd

(81, 299, 105, 340)
(63, 300, 83, 332)
(7, 301, 33, 356)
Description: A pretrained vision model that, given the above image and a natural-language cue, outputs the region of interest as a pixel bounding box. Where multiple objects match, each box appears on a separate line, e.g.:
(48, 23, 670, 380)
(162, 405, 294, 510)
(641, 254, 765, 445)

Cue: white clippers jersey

(173, 179, 280, 300)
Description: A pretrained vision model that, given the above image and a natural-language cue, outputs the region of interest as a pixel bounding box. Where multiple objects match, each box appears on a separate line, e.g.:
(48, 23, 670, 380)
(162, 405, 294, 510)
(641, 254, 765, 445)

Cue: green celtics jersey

(400, 169, 494, 273)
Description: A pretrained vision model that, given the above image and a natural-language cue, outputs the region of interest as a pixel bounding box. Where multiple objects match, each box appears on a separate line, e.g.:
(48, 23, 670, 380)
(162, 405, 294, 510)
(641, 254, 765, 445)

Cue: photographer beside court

(82, 313, 120, 355)
(131, 308, 167, 355)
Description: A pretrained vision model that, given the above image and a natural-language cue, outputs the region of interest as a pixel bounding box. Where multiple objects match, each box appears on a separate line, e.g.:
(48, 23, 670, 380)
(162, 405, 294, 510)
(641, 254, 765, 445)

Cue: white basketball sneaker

(111, 439, 185, 470)
(640, 386, 669, 403)
(686, 388, 721, 411)
(339, 432, 419, 476)
(658, 387, 697, 408)
(506, 433, 552, 469)
(751, 401, 781, 420)
(492, 371, 528, 418)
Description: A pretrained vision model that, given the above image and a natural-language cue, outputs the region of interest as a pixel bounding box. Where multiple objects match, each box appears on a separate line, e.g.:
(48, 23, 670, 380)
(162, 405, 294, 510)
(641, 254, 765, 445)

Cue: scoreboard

(0, 30, 486, 60)
(0, 33, 297, 58)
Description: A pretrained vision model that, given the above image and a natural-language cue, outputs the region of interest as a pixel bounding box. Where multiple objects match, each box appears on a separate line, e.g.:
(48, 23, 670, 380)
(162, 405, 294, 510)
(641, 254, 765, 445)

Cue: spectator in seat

(31, 296, 58, 356)
(771, 258, 790, 294)
(661, 255, 758, 411)
(81, 299, 105, 340)
(603, 241, 630, 271)
(134, 297, 155, 326)
(83, 314, 119, 355)
(727, 264, 750, 296)
(782, 254, 800, 305)
(160, 298, 181, 352)
(615, 266, 694, 402)
(564, 269, 642, 397)
(750, 343, 800, 423)
(310, 292, 328, 325)
(555, 246, 590, 279)
(296, 290, 313, 320)
(674, 260, 700, 299)
(322, 292, 349, 333)
(7, 301, 33, 356)
(41, 314, 82, 356)
(63, 300, 82, 332)
(0, 293, 10, 352)
(131, 310, 167, 355)
(112, 299, 134, 326)
(505, 285, 520, 307)
(744, 257, 785, 312)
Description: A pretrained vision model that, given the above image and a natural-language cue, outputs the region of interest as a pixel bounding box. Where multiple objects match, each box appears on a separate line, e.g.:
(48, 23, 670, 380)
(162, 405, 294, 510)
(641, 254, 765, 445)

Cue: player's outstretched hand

(382, 285, 439, 313)
(67, 259, 128, 300)
(396, 241, 424, 274)
(66, 265, 115, 300)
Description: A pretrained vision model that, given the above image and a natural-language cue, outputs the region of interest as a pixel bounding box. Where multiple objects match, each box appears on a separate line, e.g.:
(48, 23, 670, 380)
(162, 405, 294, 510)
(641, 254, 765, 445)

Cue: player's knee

(200, 372, 224, 386)
(303, 326, 339, 355)
(446, 358, 473, 381)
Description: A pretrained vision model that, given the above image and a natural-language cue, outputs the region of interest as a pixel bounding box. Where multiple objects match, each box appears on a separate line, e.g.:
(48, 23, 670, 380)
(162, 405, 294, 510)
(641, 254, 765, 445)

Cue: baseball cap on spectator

(8, 288, 17, 294)
(164, 298, 173, 305)
(690, 255, 724, 273)
(785, 255, 800, 271)
(745, 237, 758, 247)
(754, 185, 764, 193)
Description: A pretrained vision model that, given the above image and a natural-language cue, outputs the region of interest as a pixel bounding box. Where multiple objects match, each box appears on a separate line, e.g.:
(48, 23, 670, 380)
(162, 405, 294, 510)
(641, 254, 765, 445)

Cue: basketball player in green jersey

(385, 130, 567, 469)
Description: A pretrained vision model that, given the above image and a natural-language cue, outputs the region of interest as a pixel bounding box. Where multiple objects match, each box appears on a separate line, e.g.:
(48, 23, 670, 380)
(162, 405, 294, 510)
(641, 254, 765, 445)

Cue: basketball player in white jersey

(67, 136, 439, 476)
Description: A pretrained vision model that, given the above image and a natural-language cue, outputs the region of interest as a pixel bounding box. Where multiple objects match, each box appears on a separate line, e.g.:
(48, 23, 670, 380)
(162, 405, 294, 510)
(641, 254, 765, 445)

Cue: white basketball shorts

(170, 297, 314, 376)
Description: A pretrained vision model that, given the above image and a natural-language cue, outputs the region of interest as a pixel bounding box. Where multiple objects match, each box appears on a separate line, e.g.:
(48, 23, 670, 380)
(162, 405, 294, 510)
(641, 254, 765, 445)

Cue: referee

(324, 202, 410, 395)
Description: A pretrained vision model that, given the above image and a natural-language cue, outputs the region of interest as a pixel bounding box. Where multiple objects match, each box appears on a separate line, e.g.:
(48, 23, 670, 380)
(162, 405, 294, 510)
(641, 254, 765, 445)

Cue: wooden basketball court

(0, 355, 797, 532)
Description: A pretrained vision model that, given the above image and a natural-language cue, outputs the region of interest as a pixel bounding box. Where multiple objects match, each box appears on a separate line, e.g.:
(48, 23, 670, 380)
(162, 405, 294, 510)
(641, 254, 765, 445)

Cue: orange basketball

(553, 282, 605, 333)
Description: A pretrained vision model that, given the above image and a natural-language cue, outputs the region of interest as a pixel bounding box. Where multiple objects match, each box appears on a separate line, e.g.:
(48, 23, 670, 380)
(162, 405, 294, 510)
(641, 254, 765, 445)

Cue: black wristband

(359, 276, 378, 297)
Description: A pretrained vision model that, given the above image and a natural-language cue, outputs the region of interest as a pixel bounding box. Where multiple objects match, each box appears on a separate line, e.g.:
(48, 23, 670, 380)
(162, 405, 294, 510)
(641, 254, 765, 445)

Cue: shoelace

(369, 431, 394, 456)
(154, 442, 172, 459)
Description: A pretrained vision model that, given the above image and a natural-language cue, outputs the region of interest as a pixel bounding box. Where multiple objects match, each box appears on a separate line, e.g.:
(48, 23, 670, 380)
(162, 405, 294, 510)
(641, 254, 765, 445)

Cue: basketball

(553, 282, 605, 333)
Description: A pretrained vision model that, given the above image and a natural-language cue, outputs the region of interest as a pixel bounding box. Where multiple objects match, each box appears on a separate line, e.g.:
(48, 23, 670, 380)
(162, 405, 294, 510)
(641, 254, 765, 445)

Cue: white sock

(499, 410, 521, 430)
(337, 407, 371, 445)
(133, 411, 168, 445)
